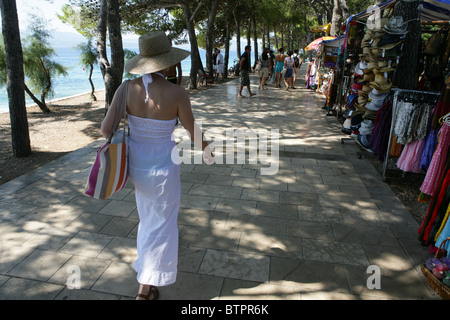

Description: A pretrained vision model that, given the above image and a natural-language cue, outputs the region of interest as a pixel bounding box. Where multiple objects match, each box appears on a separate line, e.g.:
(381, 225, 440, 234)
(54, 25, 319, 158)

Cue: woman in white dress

(101, 32, 213, 300)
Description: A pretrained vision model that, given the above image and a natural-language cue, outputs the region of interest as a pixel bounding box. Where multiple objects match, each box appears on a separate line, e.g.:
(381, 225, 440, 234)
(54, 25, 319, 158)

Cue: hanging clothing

(419, 158, 450, 243)
(432, 85, 450, 130)
(435, 213, 450, 255)
(393, 100, 416, 145)
(397, 139, 426, 173)
(428, 186, 450, 244)
(420, 123, 450, 197)
(434, 204, 450, 242)
(370, 102, 392, 161)
(420, 128, 439, 170)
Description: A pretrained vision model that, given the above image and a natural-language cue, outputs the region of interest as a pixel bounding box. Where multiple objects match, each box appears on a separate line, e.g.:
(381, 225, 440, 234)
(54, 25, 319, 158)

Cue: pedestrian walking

(274, 48, 285, 88)
(283, 50, 296, 91)
(215, 48, 224, 81)
(164, 62, 182, 85)
(256, 48, 271, 89)
(101, 31, 214, 300)
(292, 49, 302, 89)
(238, 45, 256, 98)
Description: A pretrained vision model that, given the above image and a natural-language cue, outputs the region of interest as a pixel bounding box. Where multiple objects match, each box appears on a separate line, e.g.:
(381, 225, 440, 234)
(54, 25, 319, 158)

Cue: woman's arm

(101, 81, 128, 138)
(177, 88, 213, 163)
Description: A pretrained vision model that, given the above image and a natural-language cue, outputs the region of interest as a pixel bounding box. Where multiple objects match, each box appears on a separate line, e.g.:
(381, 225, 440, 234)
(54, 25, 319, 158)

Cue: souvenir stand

(305, 37, 336, 91)
(334, 0, 450, 299)
(320, 36, 346, 113)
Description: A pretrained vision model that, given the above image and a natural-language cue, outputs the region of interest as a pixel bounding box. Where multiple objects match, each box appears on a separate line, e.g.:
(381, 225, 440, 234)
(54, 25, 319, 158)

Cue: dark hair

(262, 52, 268, 61)
(294, 49, 299, 54)
(245, 45, 251, 51)
(287, 50, 293, 56)
(278, 48, 284, 53)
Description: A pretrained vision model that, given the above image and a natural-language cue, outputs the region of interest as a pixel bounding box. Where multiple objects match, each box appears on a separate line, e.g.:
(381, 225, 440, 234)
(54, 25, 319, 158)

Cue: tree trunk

(205, 0, 219, 79)
(183, 3, 203, 89)
(97, 0, 123, 111)
(108, 0, 124, 102)
(89, 64, 97, 101)
(0, 0, 32, 157)
(330, 0, 343, 37)
(392, 1, 421, 90)
(253, 14, 258, 65)
(24, 85, 51, 113)
(233, 9, 241, 75)
(224, 12, 231, 79)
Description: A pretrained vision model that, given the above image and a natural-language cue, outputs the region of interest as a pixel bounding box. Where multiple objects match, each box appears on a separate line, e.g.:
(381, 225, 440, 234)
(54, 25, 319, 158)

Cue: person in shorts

(238, 45, 255, 98)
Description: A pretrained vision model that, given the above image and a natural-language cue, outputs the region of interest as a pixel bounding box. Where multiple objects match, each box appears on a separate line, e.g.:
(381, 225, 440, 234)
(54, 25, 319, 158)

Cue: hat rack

(381, 88, 441, 181)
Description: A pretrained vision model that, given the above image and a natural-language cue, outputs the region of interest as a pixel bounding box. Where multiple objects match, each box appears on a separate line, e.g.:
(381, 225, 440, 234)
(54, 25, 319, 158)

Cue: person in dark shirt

(238, 45, 255, 98)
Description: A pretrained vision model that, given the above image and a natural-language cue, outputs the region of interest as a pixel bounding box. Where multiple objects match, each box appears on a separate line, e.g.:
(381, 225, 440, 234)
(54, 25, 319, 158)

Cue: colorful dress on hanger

(419, 158, 450, 244)
(397, 139, 425, 173)
(370, 102, 392, 161)
(420, 123, 450, 198)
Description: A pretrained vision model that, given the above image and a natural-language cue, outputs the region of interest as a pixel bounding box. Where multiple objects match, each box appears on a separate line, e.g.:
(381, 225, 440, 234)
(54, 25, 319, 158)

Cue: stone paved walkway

(0, 70, 441, 300)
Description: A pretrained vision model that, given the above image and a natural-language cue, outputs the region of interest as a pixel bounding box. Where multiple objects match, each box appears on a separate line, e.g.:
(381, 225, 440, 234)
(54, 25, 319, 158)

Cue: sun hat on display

(125, 31, 190, 74)
(370, 68, 393, 92)
(365, 97, 385, 111)
(375, 64, 396, 73)
(365, 60, 378, 72)
(368, 88, 389, 101)
(384, 16, 408, 35)
(355, 61, 368, 75)
(377, 33, 406, 50)
(367, 15, 390, 31)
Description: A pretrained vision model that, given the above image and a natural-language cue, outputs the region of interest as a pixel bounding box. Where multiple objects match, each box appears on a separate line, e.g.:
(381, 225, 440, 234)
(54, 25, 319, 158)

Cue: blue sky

(15, 0, 140, 46)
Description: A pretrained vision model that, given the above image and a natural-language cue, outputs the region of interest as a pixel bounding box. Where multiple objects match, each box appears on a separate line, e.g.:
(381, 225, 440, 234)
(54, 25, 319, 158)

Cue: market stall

(329, 0, 450, 299)
(320, 36, 345, 110)
(305, 36, 336, 91)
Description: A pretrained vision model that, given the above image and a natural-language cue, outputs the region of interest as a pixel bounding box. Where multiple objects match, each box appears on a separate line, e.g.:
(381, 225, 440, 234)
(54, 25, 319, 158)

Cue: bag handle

(435, 237, 450, 258)
(108, 80, 130, 143)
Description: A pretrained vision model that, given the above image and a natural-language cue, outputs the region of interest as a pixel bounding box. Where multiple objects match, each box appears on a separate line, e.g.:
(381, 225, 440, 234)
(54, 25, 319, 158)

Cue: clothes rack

(382, 88, 441, 181)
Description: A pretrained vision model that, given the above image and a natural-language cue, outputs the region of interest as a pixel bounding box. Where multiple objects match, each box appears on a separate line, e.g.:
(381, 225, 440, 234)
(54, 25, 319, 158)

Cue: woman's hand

(203, 145, 215, 165)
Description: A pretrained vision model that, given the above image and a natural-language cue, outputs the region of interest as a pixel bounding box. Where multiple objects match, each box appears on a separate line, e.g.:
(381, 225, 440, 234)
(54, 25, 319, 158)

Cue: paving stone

(198, 249, 270, 282)
(0, 277, 64, 300)
(8, 249, 72, 281)
(91, 261, 138, 297)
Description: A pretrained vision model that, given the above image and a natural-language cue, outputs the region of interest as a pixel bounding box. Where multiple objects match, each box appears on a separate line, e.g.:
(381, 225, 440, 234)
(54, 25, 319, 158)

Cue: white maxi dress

(128, 74, 180, 286)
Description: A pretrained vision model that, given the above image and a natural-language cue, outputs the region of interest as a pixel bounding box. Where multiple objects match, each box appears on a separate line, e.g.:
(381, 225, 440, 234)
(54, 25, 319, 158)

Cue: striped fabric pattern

(84, 138, 128, 200)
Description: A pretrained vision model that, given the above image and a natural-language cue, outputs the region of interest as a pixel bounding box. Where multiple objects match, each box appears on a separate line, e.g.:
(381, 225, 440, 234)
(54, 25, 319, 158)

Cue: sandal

(136, 285, 159, 300)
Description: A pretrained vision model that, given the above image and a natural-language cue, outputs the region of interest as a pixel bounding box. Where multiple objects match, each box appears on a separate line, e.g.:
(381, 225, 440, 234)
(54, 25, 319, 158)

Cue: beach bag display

(84, 81, 130, 200)
(420, 237, 450, 300)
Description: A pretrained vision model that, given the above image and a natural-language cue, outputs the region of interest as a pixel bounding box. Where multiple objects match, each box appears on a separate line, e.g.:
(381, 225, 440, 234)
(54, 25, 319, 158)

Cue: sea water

(0, 46, 240, 114)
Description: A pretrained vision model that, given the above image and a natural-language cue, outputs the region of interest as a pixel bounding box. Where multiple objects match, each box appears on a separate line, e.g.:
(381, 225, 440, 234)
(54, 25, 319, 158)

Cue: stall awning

(349, 0, 396, 21)
(310, 23, 332, 35)
(305, 36, 336, 51)
(322, 35, 345, 48)
(420, 0, 450, 22)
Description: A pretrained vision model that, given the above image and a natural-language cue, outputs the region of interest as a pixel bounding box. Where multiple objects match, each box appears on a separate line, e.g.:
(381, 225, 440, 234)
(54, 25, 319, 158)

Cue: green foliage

(123, 49, 139, 80)
(22, 15, 68, 100)
(58, 4, 98, 38)
(76, 38, 97, 68)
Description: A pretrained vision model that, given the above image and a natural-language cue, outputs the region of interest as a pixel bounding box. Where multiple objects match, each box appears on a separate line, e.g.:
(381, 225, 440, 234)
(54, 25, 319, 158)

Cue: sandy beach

(0, 76, 232, 185)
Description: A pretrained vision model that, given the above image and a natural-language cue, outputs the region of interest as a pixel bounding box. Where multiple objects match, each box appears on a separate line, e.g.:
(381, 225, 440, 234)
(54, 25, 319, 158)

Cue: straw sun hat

(125, 31, 190, 74)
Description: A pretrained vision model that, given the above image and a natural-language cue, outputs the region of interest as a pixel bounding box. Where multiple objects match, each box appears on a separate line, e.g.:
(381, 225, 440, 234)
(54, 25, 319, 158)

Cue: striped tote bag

(84, 81, 130, 200)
